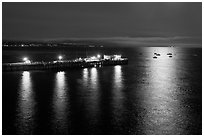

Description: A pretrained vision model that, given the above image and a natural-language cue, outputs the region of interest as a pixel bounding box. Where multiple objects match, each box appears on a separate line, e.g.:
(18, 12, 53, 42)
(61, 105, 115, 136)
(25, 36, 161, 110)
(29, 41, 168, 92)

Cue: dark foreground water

(3, 47, 202, 135)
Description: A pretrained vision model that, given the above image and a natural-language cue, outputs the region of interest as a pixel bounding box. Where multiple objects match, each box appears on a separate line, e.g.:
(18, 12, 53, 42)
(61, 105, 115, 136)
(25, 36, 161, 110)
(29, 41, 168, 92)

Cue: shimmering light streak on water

(16, 71, 36, 134)
(113, 65, 123, 90)
(52, 71, 69, 134)
(111, 65, 124, 126)
(85, 68, 100, 125)
(141, 47, 185, 134)
(90, 68, 98, 89)
(83, 68, 88, 85)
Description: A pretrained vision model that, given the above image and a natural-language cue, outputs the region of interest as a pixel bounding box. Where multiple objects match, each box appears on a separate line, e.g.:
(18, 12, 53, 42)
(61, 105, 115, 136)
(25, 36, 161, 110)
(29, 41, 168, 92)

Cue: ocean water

(2, 47, 202, 135)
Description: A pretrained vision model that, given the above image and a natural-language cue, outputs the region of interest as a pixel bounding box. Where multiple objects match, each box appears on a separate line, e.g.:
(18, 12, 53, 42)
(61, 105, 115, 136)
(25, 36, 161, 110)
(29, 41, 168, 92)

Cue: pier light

(79, 57, 82, 61)
(104, 55, 110, 60)
(23, 57, 28, 61)
(97, 54, 101, 58)
(23, 57, 31, 64)
(90, 56, 96, 60)
(58, 55, 63, 60)
(114, 55, 122, 60)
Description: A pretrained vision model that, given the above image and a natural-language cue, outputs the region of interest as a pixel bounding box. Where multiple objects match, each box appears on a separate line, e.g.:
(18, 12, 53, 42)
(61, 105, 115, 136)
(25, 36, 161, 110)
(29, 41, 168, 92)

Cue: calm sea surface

(3, 47, 202, 135)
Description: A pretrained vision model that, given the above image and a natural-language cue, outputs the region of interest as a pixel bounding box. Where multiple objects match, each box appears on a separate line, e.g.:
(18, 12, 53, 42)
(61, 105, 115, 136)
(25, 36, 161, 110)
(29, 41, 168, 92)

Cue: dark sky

(2, 2, 202, 46)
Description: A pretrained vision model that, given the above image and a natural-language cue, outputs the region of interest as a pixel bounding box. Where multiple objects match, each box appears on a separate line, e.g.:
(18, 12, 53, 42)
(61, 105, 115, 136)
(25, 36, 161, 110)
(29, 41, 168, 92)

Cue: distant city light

(97, 54, 101, 58)
(58, 55, 63, 60)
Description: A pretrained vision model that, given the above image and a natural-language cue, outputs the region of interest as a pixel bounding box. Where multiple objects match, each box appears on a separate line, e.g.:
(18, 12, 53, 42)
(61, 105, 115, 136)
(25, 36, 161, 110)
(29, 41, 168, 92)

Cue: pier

(3, 55, 128, 71)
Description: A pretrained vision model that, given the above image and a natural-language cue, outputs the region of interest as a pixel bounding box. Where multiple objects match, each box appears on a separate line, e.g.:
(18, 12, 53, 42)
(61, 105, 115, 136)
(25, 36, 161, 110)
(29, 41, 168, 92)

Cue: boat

(167, 53, 172, 55)
(153, 56, 157, 59)
(156, 53, 161, 56)
(169, 55, 172, 58)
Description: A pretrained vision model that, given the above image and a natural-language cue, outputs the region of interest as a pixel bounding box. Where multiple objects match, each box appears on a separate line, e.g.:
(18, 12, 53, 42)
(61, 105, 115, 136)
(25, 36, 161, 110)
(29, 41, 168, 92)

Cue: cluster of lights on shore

(22, 54, 123, 64)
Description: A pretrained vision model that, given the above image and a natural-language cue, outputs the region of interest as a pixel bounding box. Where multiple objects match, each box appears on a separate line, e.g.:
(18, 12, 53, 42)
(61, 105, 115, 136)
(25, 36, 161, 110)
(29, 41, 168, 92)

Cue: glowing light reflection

(112, 65, 124, 122)
(114, 65, 123, 89)
(53, 71, 69, 133)
(83, 68, 88, 85)
(16, 71, 35, 134)
(90, 68, 98, 88)
(82, 68, 100, 125)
